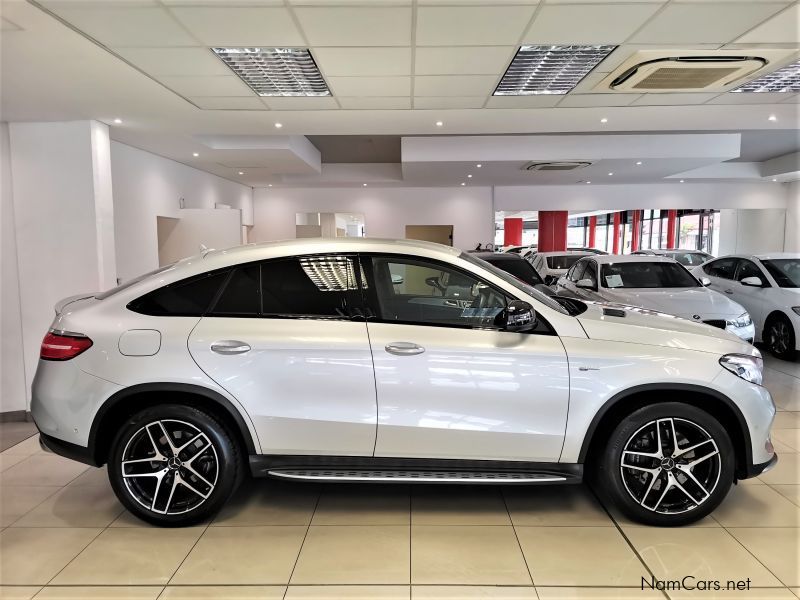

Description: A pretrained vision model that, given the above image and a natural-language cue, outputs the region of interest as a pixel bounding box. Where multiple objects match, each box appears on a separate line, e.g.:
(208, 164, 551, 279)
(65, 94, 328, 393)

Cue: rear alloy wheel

(108, 405, 240, 526)
(602, 403, 734, 526)
(766, 314, 796, 361)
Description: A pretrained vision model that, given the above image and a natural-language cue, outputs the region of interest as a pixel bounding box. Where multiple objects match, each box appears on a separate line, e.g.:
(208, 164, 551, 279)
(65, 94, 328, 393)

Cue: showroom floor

(0, 355, 797, 600)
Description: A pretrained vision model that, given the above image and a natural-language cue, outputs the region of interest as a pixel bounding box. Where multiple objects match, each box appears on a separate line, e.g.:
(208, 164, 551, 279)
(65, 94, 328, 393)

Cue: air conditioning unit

(523, 161, 591, 171)
(596, 49, 797, 93)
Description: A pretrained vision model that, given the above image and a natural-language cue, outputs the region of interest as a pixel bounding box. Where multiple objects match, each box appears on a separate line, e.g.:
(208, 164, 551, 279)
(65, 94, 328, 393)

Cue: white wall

(0, 122, 27, 414)
(157, 208, 242, 266)
(784, 181, 800, 253)
(111, 142, 253, 282)
(717, 209, 787, 256)
(252, 187, 494, 250)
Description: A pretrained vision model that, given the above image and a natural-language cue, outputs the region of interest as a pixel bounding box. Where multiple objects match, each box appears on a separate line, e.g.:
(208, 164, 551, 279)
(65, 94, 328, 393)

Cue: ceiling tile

(190, 96, 267, 110)
(523, 4, 662, 44)
(115, 47, 230, 76)
(338, 97, 411, 109)
(164, 0, 283, 4)
(414, 75, 497, 96)
(158, 75, 254, 97)
(736, 4, 799, 44)
(630, 3, 789, 44)
(294, 7, 411, 46)
(291, 0, 410, 4)
(416, 6, 536, 46)
(48, 6, 197, 47)
(708, 91, 796, 104)
(328, 76, 410, 96)
(630, 93, 718, 105)
(262, 96, 339, 110)
(485, 95, 562, 108)
(313, 47, 411, 77)
(558, 93, 641, 107)
(780, 94, 798, 103)
(168, 7, 304, 46)
(415, 46, 515, 75)
(414, 97, 486, 109)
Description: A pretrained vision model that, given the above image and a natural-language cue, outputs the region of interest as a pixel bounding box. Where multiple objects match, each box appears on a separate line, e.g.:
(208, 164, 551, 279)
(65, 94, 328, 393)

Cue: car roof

(754, 253, 800, 260)
(473, 251, 522, 261)
(534, 251, 592, 257)
(591, 254, 677, 264)
(647, 248, 708, 254)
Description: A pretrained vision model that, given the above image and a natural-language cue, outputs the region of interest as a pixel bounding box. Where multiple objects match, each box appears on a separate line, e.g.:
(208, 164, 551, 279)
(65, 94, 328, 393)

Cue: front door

(360, 254, 570, 463)
(188, 255, 377, 456)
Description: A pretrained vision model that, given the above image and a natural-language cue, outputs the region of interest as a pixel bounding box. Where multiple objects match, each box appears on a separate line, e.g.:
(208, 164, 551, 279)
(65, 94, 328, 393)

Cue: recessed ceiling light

(212, 47, 330, 97)
(476, 164, 482, 168)
(238, 171, 244, 175)
(636, 161, 642, 165)
(268, 184, 273, 187)
(608, 172, 613, 176)
(600, 118, 608, 123)
(494, 44, 616, 96)
(731, 58, 800, 93)
(467, 174, 473, 178)
(192, 152, 199, 157)
(679, 179, 685, 183)
(585, 181, 591, 184)
(772, 178, 778, 182)
(363, 183, 368, 187)
(435, 121, 443, 127)
(274, 122, 283, 128)
(768, 114, 777, 122)
(460, 182, 466, 186)
(113, 118, 122, 124)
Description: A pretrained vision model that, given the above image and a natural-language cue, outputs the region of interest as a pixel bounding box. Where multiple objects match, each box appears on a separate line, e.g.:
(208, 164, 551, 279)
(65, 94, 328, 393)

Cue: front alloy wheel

(766, 314, 796, 361)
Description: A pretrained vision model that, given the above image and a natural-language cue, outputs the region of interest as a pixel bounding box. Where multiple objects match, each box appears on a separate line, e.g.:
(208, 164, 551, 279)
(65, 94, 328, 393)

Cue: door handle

(210, 340, 251, 355)
(385, 342, 425, 356)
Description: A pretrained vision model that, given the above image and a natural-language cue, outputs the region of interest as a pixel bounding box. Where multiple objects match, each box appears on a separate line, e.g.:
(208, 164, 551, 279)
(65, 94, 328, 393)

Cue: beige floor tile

(760, 453, 800, 485)
(771, 485, 800, 507)
(728, 528, 800, 587)
(32, 587, 163, 599)
(0, 454, 28, 473)
(0, 528, 101, 585)
(0, 456, 87, 488)
(1, 436, 44, 456)
(66, 466, 109, 487)
(764, 371, 800, 412)
(286, 586, 410, 599)
(503, 485, 613, 527)
(607, 502, 720, 528)
(667, 588, 797, 599)
(412, 586, 536, 598)
(773, 413, 800, 430)
(713, 483, 800, 527)
(159, 587, 286, 599)
(312, 484, 409, 525)
(773, 431, 800, 452)
(412, 486, 510, 526)
(516, 526, 646, 586)
(0, 587, 41, 600)
(292, 526, 409, 585)
(171, 526, 306, 585)
(625, 527, 782, 587)
(791, 588, 800, 599)
(211, 480, 320, 526)
(537, 588, 662, 599)
(51, 527, 203, 585)
(12, 485, 124, 528)
(0, 486, 59, 527)
(411, 525, 530, 585)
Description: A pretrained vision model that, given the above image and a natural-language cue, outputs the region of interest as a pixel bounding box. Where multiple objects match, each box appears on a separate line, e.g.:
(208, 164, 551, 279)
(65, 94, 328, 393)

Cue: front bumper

(727, 322, 756, 344)
(744, 452, 778, 479)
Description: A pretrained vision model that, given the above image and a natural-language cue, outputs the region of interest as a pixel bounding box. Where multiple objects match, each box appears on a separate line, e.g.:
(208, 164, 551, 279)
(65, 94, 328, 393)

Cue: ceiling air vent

(595, 50, 797, 93)
(523, 161, 591, 171)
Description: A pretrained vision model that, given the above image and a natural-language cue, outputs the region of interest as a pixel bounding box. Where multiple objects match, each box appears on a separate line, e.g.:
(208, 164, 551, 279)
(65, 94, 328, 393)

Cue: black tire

(765, 313, 796, 361)
(108, 404, 241, 527)
(601, 402, 734, 527)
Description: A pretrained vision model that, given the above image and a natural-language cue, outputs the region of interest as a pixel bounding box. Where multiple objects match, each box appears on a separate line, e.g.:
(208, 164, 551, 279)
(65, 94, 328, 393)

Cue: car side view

(32, 239, 776, 527)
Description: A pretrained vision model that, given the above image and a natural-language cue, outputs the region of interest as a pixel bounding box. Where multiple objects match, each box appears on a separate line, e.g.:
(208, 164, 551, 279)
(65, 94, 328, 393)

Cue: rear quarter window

(127, 270, 230, 316)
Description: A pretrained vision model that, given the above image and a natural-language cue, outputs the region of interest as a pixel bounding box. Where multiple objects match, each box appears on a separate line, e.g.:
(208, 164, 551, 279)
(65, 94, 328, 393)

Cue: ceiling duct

(523, 161, 591, 171)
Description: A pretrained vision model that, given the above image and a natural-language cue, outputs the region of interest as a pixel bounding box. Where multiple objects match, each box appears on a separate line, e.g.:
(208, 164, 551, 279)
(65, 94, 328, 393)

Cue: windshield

(666, 252, 711, 266)
(761, 259, 800, 288)
(460, 252, 568, 315)
(546, 255, 584, 270)
(600, 261, 700, 289)
(95, 264, 175, 300)
(485, 257, 544, 287)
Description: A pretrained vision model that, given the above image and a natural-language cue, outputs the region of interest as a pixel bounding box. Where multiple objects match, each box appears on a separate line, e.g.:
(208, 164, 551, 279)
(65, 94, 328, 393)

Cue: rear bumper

(38, 431, 98, 467)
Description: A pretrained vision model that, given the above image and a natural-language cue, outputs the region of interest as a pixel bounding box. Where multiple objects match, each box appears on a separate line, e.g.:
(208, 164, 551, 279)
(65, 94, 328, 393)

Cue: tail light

(40, 331, 93, 361)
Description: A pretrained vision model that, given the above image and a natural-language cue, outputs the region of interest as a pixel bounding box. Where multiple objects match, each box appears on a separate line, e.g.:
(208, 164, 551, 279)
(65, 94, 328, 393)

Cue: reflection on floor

(0, 354, 798, 599)
(0, 421, 37, 452)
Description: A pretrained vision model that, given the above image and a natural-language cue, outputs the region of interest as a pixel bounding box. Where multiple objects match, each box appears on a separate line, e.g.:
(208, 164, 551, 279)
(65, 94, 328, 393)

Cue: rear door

(188, 255, 377, 456)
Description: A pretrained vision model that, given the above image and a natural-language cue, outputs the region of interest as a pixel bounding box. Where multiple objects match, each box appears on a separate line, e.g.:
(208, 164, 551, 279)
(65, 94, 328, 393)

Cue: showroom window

(127, 270, 230, 316)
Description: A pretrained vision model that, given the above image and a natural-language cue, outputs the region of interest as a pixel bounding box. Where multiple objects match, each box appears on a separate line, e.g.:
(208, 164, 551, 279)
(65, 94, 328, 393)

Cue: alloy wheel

(619, 417, 721, 515)
(769, 320, 791, 355)
(121, 419, 219, 515)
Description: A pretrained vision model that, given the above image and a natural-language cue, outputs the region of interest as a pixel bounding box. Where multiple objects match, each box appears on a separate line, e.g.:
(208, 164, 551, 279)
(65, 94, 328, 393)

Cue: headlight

(792, 307, 800, 316)
(726, 312, 752, 328)
(720, 353, 763, 385)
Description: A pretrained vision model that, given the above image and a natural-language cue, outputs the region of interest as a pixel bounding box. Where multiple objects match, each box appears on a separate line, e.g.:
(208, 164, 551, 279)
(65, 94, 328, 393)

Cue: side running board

(266, 469, 576, 484)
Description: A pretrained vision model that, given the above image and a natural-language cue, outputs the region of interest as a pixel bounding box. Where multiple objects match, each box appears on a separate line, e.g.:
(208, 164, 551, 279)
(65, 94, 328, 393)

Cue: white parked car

(32, 239, 775, 527)
(529, 251, 592, 286)
(692, 253, 800, 360)
(632, 249, 713, 267)
(556, 255, 755, 343)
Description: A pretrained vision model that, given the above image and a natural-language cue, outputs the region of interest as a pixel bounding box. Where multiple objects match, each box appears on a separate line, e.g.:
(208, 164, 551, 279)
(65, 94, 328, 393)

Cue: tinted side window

(128, 270, 229, 316)
(210, 264, 261, 316)
(736, 260, 762, 282)
(704, 258, 738, 279)
(584, 261, 598, 287)
(570, 260, 587, 282)
(261, 256, 356, 318)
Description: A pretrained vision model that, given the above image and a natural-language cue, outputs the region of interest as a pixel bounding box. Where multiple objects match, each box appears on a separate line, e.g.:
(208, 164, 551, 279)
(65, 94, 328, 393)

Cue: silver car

(32, 239, 776, 527)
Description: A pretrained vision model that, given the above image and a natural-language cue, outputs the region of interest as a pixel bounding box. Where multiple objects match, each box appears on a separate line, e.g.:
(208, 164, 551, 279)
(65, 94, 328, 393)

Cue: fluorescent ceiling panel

(494, 45, 616, 96)
(212, 47, 330, 97)
(731, 59, 800, 93)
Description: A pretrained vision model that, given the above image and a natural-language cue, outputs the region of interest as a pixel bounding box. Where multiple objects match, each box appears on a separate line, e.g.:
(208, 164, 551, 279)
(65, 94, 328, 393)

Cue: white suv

(32, 239, 776, 527)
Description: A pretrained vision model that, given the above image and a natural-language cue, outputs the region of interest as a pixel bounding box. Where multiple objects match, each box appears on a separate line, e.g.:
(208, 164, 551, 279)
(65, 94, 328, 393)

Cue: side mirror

(576, 278, 595, 290)
(391, 274, 404, 285)
(494, 300, 536, 332)
(700, 277, 711, 287)
(741, 276, 764, 287)
(544, 275, 557, 286)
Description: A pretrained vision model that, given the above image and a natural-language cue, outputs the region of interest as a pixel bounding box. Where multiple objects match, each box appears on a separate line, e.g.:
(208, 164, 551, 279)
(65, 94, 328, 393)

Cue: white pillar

(784, 182, 800, 253)
(8, 120, 116, 407)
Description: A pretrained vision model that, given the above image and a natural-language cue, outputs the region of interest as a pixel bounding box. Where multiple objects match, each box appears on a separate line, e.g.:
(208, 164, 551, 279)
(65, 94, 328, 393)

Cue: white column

(784, 182, 800, 253)
(8, 120, 116, 407)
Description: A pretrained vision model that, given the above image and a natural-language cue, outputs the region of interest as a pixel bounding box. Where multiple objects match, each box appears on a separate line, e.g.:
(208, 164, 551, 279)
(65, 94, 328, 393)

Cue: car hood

(576, 301, 751, 356)
(597, 287, 745, 320)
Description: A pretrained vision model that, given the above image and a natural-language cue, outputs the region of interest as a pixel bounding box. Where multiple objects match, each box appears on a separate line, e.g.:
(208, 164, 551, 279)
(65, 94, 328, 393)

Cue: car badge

(692, 315, 701, 320)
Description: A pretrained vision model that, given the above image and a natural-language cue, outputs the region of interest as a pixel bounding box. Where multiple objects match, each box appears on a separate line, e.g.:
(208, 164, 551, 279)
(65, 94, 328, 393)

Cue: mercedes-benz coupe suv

(32, 239, 776, 527)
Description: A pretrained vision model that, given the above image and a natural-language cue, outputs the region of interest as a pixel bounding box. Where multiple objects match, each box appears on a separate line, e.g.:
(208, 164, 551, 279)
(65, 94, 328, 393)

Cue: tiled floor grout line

(159, 518, 215, 596)
(500, 488, 537, 593)
(281, 483, 324, 599)
(715, 515, 792, 590)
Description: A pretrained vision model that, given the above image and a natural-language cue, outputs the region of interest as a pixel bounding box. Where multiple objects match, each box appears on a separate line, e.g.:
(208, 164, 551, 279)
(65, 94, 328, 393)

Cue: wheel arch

(578, 383, 753, 479)
(89, 383, 258, 466)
